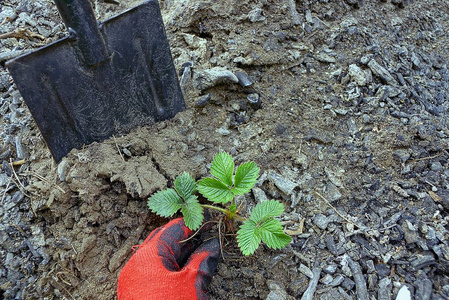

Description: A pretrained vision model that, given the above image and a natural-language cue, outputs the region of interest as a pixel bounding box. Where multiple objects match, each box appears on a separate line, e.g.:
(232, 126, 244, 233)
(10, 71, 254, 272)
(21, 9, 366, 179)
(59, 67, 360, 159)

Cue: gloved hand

(117, 218, 220, 300)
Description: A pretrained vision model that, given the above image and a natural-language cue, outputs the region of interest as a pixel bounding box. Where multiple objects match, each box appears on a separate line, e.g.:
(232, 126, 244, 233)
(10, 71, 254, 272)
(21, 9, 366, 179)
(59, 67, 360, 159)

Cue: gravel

(1, 0, 449, 299)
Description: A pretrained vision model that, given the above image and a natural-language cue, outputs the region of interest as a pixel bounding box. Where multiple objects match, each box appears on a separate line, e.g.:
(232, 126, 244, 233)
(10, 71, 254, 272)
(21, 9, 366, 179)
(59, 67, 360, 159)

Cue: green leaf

(259, 218, 292, 249)
(148, 189, 183, 217)
(249, 200, 285, 223)
(181, 195, 204, 230)
(174, 172, 197, 200)
(210, 152, 234, 187)
(197, 177, 234, 203)
(233, 161, 260, 195)
(237, 220, 262, 256)
(229, 203, 237, 214)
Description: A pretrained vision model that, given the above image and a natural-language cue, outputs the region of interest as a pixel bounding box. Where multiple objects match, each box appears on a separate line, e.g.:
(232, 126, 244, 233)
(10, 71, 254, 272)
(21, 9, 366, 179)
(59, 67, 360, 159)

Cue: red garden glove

(117, 218, 220, 300)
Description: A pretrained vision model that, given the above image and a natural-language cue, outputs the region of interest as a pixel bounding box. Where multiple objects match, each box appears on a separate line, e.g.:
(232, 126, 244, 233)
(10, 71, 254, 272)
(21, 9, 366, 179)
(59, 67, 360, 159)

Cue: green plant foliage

(147, 189, 182, 217)
(198, 152, 260, 203)
(148, 153, 291, 255)
(210, 152, 234, 186)
(174, 172, 197, 200)
(235, 220, 261, 256)
(258, 218, 291, 249)
(180, 195, 203, 230)
(249, 199, 285, 223)
(237, 200, 291, 256)
(197, 177, 234, 203)
(148, 173, 203, 230)
(233, 161, 260, 195)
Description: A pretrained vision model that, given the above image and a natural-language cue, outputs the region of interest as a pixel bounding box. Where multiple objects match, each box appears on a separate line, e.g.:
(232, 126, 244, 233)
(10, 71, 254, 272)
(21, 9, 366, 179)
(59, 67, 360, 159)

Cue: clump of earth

(1, 0, 449, 299)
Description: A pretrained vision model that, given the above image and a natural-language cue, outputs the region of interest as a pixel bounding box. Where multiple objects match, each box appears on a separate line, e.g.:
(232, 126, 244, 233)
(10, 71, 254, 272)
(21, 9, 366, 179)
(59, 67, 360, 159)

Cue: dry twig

(22, 170, 66, 194)
(314, 191, 360, 227)
(9, 159, 35, 198)
(0, 175, 13, 203)
(0, 28, 45, 40)
(113, 135, 125, 162)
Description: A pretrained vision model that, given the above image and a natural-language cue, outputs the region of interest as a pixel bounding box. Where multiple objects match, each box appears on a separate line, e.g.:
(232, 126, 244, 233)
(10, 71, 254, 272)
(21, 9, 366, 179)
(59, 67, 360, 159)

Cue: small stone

(365, 260, 375, 273)
(330, 274, 344, 287)
(57, 160, 70, 182)
(367, 59, 398, 85)
(361, 54, 373, 64)
(252, 187, 269, 202)
(325, 168, 343, 187)
(411, 52, 421, 70)
(378, 277, 392, 300)
(325, 235, 344, 256)
(11, 191, 24, 204)
(348, 258, 369, 300)
(393, 149, 411, 164)
(194, 94, 211, 108)
(287, 0, 301, 25)
(180, 63, 192, 86)
(266, 281, 287, 300)
(247, 93, 261, 108)
(305, 10, 314, 24)
(268, 171, 298, 195)
(341, 277, 355, 291)
(11, 91, 22, 105)
(375, 264, 390, 277)
(248, 8, 266, 23)
(430, 162, 443, 171)
(122, 148, 132, 157)
(216, 127, 231, 136)
(316, 53, 336, 63)
(313, 213, 329, 230)
(18, 12, 37, 26)
(392, 184, 409, 198)
(321, 274, 333, 285)
(0, 7, 17, 23)
(295, 153, 309, 170)
(194, 67, 239, 90)
(15, 136, 27, 159)
(0, 173, 9, 187)
(298, 264, 314, 278)
(395, 285, 412, 300)
(402, 220, 419, 244)
(415, 276, 432, 300)
(325, 183, 342, 202)
(411, 255, 436, 270)
(348, 64, 368, 86)
(235, 71, 254, 87)
(323, 264, 338, 275)
(432, 244, 449, 261)
(367, 274, 377, 289)
(301, 267, 322, 300)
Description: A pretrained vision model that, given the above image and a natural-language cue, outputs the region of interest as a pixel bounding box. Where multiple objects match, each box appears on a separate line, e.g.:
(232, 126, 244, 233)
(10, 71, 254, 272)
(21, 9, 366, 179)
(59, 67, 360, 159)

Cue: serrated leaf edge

(197, 177, 234, 203)
(210, 152, 234, 187)
(174, 172, 197, 200)
(147, 189, 183, 217)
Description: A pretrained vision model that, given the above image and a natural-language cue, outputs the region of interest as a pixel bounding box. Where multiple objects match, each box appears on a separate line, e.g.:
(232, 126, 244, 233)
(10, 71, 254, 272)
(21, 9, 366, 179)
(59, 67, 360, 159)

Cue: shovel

(6, 0, 185, 162)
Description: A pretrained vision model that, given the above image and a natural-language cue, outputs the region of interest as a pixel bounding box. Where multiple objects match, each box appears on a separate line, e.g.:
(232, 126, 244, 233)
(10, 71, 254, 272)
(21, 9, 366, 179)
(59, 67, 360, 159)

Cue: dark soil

(1, 0, 449, 299)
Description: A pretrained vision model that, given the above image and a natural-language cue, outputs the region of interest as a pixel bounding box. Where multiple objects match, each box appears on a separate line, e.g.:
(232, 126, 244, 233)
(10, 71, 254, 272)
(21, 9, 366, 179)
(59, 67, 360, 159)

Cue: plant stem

(201, 204, 247, 222)
(201, 204, 229, 215)
(232, 215, 246, 222)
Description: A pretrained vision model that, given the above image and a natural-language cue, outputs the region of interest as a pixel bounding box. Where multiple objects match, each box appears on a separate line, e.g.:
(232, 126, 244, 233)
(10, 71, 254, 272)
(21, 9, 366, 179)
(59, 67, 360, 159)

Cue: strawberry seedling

(148, 152, 291, 256)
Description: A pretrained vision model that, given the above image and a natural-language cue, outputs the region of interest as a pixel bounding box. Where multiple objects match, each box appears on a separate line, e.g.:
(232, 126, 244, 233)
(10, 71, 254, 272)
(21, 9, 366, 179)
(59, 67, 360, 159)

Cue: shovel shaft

(54, 0, 109, 65)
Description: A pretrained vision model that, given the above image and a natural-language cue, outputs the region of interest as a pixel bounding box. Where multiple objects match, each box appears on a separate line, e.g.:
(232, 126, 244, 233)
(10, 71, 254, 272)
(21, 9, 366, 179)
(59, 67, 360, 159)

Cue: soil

(1, 0, 449, 299)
